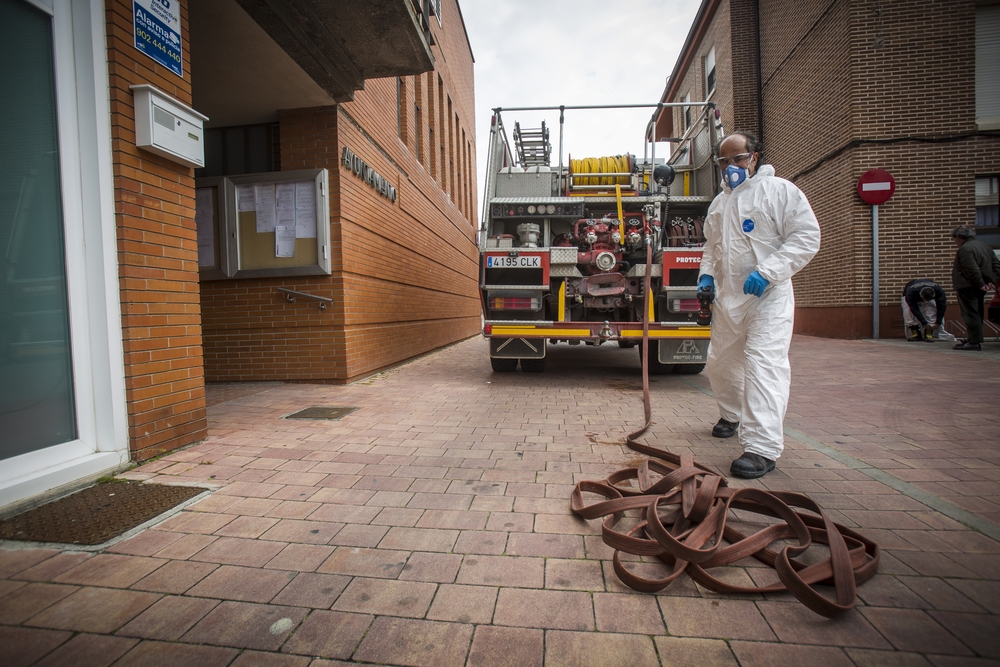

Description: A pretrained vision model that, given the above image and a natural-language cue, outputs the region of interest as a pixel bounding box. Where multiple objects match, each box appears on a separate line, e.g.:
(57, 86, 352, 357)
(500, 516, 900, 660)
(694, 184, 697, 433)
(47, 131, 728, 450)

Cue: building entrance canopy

(192, 0, 435, 128)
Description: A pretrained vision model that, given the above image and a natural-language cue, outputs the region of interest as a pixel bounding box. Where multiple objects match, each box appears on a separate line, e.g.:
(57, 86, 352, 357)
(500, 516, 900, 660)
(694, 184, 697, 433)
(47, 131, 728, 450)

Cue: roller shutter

(977, 5, 1000, 126)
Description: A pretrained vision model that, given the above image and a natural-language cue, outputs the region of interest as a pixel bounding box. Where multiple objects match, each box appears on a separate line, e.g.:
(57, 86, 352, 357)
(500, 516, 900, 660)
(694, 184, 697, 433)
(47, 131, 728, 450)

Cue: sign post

(857, 169, 896, 339)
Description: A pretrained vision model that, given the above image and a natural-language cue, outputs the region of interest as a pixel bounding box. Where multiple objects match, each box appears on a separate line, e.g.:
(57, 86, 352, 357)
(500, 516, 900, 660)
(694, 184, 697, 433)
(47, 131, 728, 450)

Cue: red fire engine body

(478, 103, 722, 373)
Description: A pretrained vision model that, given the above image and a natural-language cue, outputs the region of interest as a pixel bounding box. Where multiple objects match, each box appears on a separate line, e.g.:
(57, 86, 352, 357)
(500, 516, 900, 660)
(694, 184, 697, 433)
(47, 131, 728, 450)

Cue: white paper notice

(295, 181, 315, 211)
(277, 207, 296, 228)
(295, 206, 316, 239)
(295, 181, 317, 238)
(237, 186, 256, 212)
(255, 184, 276, 233)
(276, 182, 296, 211)
(275, 225, 296, 257)
(195, 188, 215, 266)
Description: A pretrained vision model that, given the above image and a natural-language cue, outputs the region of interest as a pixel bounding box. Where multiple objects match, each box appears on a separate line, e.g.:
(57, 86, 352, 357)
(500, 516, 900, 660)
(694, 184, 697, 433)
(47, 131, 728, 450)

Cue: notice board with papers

(194, 176, 236, 280)
(195, 169, 331, 279)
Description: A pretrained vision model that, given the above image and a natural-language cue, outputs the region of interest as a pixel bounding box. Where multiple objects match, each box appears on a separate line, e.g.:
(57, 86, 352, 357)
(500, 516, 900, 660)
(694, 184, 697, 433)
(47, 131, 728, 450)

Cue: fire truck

(478, 102, 722, 373)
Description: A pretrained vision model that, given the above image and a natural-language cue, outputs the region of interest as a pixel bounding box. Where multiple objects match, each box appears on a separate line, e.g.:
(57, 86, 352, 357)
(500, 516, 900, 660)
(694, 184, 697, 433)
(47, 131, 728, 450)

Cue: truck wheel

(673, 364, 706, 375)
(490, 358, 518, 372)
(520, 357, 547, 373)
(637, 341, 673, 375)
(618, 339, 636, 349)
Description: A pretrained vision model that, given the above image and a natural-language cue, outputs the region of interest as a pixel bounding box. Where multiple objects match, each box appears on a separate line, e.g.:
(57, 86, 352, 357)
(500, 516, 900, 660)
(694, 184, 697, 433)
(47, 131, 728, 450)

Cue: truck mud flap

(490, 337, 545, 359)
(658, 338, 709, 364)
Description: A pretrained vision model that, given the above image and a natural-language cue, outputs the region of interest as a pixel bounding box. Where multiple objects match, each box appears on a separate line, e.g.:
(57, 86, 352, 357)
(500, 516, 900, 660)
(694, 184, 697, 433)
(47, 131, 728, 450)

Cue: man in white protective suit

(697, 132, 821, 479)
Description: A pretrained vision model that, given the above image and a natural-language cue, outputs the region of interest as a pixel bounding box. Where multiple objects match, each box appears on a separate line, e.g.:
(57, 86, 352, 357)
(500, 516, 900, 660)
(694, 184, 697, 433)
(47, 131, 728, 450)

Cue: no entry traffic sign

(858, 169, 895, 340)
(857, 169, 896, 205)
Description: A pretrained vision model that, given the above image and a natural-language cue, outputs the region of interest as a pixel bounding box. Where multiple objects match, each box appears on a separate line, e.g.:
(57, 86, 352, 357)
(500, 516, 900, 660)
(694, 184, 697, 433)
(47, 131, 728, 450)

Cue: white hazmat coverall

(699, 165, 821, 461)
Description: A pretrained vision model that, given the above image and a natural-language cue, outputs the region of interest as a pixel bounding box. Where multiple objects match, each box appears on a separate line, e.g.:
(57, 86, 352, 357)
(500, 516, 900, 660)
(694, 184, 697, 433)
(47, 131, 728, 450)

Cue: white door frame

(0, 0, 129, 509)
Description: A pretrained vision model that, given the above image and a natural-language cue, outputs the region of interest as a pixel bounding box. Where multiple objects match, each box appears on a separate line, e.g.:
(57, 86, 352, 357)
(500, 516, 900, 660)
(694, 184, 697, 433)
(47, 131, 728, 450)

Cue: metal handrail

(985, 319, 1000, 341)
(945, 318, 1000, 342)
(277, 288, 332, 311)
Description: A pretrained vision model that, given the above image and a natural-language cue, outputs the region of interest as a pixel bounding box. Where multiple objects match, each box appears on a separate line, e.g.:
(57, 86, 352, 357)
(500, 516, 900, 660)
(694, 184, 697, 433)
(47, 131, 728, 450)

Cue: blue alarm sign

(133, 0, 182, 78)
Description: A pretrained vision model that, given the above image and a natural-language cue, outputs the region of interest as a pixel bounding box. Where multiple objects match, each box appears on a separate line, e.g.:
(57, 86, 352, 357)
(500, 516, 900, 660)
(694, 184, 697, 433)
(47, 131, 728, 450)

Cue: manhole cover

(0, 480, 204, 545)
(285, 406, 358, 420)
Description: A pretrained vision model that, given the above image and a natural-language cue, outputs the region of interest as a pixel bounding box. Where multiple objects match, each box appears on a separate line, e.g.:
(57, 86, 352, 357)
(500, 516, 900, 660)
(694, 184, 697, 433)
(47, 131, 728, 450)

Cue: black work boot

(712, 418, 739, 438)
(730, 452, 776, 479)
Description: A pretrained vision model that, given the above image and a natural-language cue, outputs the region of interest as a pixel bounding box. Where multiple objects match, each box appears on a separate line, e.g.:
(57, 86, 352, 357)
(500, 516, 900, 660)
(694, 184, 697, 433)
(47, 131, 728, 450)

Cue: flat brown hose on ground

(569, 243, 880, 617)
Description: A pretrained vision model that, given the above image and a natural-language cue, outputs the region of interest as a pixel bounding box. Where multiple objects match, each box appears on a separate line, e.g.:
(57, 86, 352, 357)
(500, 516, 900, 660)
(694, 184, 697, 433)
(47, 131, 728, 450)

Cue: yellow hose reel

(570, 154, 632, 186)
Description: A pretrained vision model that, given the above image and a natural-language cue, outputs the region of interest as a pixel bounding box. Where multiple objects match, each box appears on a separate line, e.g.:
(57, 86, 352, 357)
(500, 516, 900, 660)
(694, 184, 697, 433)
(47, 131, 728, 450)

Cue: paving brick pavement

(2, 335, 999, 666)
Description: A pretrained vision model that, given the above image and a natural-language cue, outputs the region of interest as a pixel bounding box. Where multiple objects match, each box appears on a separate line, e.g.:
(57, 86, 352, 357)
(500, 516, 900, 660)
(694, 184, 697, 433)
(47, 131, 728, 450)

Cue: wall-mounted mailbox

(130, 84, 209, 169)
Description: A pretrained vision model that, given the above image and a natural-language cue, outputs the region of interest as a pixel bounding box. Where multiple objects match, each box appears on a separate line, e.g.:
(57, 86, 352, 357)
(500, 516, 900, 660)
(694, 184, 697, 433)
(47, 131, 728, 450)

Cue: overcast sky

(458, 0, 700, 214)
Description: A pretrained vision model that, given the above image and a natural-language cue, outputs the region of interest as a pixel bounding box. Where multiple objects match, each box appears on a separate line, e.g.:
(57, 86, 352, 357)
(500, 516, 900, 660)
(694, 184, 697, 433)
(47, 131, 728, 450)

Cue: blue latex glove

(698, 274, 715, 291)
(743, 270, 769, 297)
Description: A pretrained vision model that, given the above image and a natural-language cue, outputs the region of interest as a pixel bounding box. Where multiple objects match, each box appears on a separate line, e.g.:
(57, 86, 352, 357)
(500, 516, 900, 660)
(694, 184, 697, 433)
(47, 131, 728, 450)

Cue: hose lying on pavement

(569, 243, 880, 617)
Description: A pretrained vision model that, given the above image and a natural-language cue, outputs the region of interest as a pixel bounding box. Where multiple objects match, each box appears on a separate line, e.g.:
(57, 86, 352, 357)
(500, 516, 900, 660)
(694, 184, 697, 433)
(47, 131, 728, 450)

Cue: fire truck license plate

(487, 255, 540, 268)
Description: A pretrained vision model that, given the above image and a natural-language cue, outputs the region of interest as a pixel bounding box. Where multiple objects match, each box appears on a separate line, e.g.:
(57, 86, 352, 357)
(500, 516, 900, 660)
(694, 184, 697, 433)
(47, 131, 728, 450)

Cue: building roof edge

(455, 0, 475, 63)
(653, 0, 720, 138)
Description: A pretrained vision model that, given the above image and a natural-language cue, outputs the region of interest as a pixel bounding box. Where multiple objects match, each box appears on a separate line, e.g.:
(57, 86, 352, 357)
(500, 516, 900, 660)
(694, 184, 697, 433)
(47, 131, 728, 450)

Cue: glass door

(0, 0, 77, 460)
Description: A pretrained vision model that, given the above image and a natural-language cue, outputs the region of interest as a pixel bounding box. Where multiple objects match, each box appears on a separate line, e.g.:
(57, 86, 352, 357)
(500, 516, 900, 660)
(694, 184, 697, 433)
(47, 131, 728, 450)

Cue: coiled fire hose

(570, 155, 631, 186)
(569, 242, 880, 617)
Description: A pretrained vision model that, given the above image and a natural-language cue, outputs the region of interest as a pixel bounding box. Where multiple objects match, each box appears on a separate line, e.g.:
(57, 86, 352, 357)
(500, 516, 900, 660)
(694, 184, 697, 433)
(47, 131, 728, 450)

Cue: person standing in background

(951, 225, 1000, 351)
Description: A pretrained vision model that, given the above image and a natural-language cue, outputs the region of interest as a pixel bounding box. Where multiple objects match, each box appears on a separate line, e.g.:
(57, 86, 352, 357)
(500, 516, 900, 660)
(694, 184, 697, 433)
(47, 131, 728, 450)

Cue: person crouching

(901, 279, 946, 342)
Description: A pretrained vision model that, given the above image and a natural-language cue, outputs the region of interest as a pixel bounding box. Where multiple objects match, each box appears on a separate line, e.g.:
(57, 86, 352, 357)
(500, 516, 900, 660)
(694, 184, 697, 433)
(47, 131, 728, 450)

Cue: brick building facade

(106, 0, 206, 462)
(0, 0, 469, 510)
(655, 0, 1000, 338)
(200, 2, 480, 382)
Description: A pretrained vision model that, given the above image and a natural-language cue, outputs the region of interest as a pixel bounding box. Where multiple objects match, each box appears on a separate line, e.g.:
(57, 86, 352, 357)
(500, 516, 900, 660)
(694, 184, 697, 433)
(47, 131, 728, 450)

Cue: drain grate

(0, 481, 204, 546)
(285, 406, 358, 420)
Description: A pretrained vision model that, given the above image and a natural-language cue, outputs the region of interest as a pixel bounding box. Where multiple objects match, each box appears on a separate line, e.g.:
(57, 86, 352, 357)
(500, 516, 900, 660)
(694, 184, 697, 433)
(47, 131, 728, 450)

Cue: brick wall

(200, 0, 480, 382)
(200, 107, 346, 382)
(337, 0, 481, 376)
(670, 0, 1000, 339)
(728, 0, 760, 136)
(758, 0, 857, 324)
(671, 1, 732, 145)
(106, 0, 207, 460)
(768, 0, 998, 337)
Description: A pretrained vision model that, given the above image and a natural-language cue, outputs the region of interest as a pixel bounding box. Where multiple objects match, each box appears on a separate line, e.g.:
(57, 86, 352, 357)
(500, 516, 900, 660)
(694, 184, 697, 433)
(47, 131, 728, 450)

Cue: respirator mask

(723, 164, 749, 189)
(718, 152, 755, 193)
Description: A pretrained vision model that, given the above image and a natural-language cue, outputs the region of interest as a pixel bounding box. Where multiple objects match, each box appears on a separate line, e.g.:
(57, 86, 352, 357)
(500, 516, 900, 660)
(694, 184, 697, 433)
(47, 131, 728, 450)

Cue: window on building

(683, 92, 692, 130)
(397, 77, 405, 143)
(468, 139, 474, 219)
(449, 102, 456, 200)
(431, 0, 442, 27)
(705, 47, 716, 96)
(415, 75, 423, 164)
(427, 72, 436, 177)
(198, 124, 279, 178)
(415, 104, 422, 161)
(429, 128, 436, 176)
(977, 4, 1000, 129)
(464, 139, 470, 218)
(461, 127, 467, 217)
(976, 176, 999, 227)
(439, 76, 446, 190)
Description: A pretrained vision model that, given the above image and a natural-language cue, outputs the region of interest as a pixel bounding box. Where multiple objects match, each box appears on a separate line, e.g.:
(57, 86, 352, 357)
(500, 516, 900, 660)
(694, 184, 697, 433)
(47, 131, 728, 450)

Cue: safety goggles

(713, 153, 753, 167)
